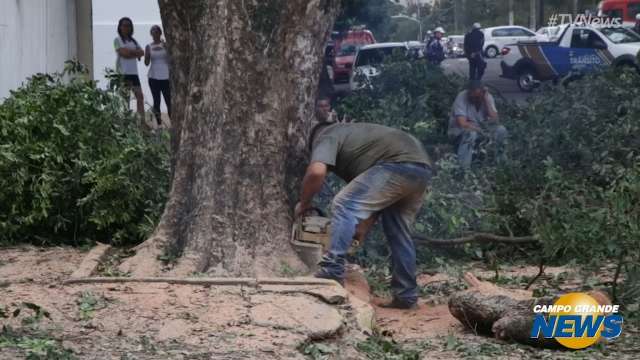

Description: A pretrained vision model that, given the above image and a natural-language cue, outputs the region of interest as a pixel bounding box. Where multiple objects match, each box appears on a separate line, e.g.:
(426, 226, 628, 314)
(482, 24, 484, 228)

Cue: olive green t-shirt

(310, 123, 432, 182)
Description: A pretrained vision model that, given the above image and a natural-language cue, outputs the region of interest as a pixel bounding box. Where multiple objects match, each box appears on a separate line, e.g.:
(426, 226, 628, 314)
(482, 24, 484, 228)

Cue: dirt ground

(1, 246, 638, 360)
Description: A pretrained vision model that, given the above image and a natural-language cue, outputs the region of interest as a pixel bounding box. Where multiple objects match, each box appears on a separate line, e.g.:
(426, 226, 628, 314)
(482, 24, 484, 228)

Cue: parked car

(446, 35, 465, 58)
(333, 28, 376, 84)
(501, 24, 640, 91)
(536, 26, 563, 41)
(483, 26, 547, 58)
(349, 42, 424, 91)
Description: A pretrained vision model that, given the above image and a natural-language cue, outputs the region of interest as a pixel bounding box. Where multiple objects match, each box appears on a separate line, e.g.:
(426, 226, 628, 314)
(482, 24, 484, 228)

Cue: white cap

(434, 27, 445, 34)
(636, 13, 640, 20)
(473, 22, 481, 29)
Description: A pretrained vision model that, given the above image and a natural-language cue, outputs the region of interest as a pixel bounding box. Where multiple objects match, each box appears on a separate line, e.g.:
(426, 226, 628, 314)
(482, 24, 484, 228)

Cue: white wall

(0, 0, 77, 99)
(92, 0, 164, 111)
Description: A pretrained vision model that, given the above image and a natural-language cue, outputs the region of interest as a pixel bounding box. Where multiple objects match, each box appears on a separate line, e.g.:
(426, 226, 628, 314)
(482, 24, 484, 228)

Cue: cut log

(447, 273, 611, 348)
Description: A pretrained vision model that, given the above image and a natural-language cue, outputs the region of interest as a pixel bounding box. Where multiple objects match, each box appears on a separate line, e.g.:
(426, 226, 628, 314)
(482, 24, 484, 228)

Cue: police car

(500, 24, 640, 91)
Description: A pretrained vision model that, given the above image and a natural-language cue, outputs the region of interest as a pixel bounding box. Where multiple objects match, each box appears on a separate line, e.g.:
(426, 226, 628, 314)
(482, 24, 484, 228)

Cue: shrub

(337, 59, 465, 144)
(0, 61, 169, 246)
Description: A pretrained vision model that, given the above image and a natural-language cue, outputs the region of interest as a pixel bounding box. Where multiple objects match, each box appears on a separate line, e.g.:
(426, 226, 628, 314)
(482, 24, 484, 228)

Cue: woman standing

(114, 17, 145, 119)
(144, 25, 171, 126)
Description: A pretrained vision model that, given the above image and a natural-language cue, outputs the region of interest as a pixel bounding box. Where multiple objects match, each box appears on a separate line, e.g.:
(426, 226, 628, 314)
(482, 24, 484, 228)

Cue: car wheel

(485, 46, 499, 58)
(517, 67, 537, 92)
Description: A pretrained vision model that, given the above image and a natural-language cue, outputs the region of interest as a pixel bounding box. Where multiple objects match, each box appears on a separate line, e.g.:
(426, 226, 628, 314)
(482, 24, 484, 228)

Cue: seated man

(295, 122, 433, 309)
(448, 80, 508, 168)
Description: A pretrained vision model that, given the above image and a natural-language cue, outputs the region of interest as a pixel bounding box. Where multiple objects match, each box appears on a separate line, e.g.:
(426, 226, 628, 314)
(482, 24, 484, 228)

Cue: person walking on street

(426, 27, 446, 65)
(145, 25, 171, 127)
(634, 14, 640, 35)
(296, 122, 433, 309)
(464, 23, 486, 80)
(114, 17, 145, 119)
(448, 80, 508, 168)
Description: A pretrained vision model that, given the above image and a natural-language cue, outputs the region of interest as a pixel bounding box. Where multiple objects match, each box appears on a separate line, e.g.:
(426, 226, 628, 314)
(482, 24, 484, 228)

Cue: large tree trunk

(120, 0, 341, 277)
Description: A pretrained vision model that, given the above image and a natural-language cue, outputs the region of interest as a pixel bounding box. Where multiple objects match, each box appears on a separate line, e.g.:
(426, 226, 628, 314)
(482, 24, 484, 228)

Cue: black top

(464, 29, 485, 56)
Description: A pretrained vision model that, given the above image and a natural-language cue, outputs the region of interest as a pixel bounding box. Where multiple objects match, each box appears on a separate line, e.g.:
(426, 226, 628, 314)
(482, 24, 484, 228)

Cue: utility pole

(573, 0, 579, 15)
(454, 0, 459, 34)
(530, 0, 537, 30)
(461, 0, 466, 30)
(508, 0, 514, 25)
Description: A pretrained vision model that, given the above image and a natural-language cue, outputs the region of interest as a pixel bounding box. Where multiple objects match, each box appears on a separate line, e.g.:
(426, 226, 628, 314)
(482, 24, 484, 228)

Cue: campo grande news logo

(530, 292, 623, 349)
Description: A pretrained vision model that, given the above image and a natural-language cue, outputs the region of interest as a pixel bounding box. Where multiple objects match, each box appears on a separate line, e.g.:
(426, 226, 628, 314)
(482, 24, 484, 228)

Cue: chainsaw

(291, 208, 376, 253)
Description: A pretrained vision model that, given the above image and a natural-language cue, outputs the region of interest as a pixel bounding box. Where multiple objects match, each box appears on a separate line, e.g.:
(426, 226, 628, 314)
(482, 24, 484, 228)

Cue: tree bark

(120, 0, 341, 277)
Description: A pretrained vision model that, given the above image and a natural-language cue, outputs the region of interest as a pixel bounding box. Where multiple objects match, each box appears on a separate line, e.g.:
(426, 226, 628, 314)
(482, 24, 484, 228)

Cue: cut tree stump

(447, 272, 611, 348)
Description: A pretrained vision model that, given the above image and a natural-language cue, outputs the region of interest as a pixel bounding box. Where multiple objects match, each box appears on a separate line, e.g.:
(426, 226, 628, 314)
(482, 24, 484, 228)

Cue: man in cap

(464, 23, 486, 80)
(426, 27, 446, 65)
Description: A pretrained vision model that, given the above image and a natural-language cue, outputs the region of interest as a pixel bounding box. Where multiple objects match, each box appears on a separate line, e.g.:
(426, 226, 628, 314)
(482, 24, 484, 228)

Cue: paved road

(441, 57, 531, 103)
(334, 57, 532, 104)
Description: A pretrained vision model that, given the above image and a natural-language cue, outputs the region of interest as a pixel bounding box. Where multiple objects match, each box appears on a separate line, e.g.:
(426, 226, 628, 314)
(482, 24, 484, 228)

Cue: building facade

(0, 0, 92, 99)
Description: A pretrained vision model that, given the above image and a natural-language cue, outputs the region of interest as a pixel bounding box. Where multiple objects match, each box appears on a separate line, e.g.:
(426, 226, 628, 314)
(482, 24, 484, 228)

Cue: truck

(598, 0, 640, 25)
(500, 24, 640, 92)
(332, 27, 376, 84)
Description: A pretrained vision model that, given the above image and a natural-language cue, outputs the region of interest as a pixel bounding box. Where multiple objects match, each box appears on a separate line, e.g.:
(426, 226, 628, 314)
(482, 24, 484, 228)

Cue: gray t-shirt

(310, 123, 432, 182)
(448, 90, 497, 137)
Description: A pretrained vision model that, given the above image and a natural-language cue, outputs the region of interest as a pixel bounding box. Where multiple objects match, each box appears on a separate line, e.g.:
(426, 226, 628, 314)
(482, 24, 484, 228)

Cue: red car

(333, 28, 376, 83)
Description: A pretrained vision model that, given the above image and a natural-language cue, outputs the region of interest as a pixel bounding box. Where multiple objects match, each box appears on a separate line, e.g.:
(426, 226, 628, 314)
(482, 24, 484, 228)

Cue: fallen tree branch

(63, 276, 339, 287)
(413, 233, 539, 246)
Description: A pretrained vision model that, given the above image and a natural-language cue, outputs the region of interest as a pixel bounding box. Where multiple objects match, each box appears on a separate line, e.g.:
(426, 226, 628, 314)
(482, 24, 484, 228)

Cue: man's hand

(297, 162, 328, 218)
(294, 202, 311, 219)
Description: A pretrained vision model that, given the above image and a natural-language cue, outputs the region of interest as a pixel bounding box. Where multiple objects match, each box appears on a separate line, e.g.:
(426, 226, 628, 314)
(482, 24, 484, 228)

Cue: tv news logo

(530, 292, 623, 349)
(548, 14, 623, 27)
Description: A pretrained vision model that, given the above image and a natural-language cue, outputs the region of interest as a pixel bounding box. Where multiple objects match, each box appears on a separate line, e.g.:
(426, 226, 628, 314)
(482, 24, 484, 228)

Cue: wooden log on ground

(447, 273, 611, 348)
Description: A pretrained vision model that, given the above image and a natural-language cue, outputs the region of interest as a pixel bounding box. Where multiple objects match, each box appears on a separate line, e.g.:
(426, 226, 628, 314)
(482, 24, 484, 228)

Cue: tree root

(118, 234, 168, 277)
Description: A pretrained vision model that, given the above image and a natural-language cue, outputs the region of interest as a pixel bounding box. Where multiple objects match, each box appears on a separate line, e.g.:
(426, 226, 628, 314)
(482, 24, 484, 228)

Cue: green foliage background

(0, 62, 170, 246)
(334, 58, 640, 314)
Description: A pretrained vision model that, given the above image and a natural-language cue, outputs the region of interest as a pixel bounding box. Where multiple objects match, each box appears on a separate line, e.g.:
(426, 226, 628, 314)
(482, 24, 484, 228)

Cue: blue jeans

(318, 162, 432, 303)
(451, 124, 508, 168)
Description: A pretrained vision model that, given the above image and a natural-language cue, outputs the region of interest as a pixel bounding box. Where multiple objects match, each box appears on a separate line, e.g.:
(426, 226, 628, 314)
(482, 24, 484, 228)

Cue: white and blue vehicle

(501, 24, 640, 91)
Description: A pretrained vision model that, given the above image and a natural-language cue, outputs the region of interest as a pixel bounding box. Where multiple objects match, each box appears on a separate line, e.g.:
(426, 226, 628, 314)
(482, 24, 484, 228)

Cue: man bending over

(295, 122, 433, 309)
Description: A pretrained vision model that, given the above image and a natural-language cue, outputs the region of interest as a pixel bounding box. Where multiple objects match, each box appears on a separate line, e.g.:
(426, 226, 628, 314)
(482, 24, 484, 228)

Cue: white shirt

(114, 37, 141, 75)
(146, 42, 169, 80)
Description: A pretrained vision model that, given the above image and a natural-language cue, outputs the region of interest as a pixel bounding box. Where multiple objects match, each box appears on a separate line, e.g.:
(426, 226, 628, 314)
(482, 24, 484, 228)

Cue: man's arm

(484, 91, 499, 122)
(456, 116, 482, 132)
(295, 162, 328, 217)
(117, 47, 141, 58)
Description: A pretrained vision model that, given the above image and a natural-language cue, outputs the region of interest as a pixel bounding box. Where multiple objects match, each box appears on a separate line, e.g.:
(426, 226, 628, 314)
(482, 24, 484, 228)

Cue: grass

(279, 261, 302, 278)
(76, 291, 108, 321)
(356, 332, 430, 360)
(0, 303, 76, 359)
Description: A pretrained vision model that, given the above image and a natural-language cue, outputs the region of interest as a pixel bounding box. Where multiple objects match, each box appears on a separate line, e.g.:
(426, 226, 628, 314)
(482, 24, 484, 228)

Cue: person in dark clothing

(464, 23, 486, 80)
(634, 14, 640, 35)
(426, 27, 446, 65)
